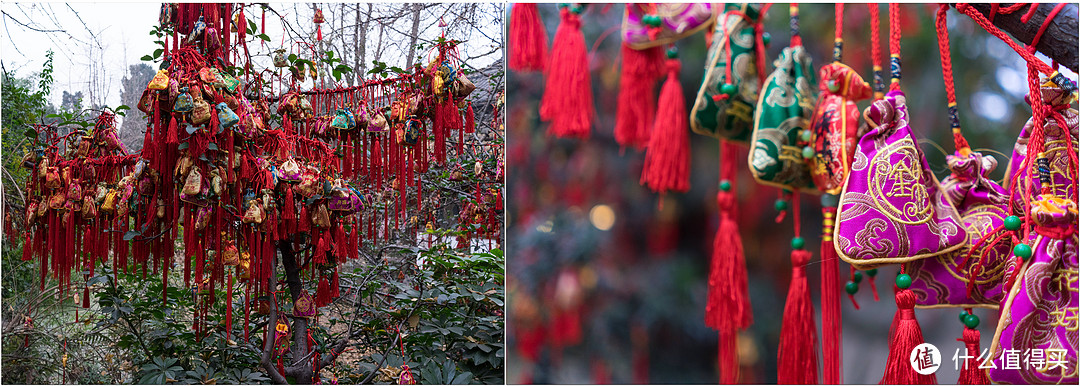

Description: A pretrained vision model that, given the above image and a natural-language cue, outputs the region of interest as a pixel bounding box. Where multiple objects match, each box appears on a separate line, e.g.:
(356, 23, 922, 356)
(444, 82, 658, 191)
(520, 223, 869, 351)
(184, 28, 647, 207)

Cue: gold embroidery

(725, 100, 754, 124)
(869, 137, 932, 225)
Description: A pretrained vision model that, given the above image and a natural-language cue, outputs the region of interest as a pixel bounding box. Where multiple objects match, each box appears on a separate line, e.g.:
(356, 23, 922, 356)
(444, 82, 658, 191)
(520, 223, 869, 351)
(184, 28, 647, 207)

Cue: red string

(1026, 3, 1066, 54)
(1020, 4, 1040, 24)
(935, 6, 957, 107)
(869, 4, 883, 97)
(834, 3, 843, 62)
(955, 4, 1057, 77)
(792, 192, 801, 237)
(888, 3, 901, 90)
(935, 5, 970, 153)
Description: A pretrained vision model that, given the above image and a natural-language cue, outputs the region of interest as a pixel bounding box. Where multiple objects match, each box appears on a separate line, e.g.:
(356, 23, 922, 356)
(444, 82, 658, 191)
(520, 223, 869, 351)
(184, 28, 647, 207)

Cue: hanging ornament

(508, 3, 549, 72)
(640, 47, 690, 196)
(539, 4, 593, 139)
(313, 8, 324, 41)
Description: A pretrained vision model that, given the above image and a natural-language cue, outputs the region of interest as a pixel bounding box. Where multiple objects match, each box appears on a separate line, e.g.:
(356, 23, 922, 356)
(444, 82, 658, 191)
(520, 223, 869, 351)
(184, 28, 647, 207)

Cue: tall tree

(118, 63, 154, 152)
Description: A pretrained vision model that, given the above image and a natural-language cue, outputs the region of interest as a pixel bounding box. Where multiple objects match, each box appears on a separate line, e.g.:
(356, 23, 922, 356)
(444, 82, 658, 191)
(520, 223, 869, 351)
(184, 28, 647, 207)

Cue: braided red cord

(869, 4, 883, 97)
(835, 3, 843, 42)
(936, 5, 970, 152)
(753, 3, 772, 86)
(834, 3, 843, 62)
(935, 6, 957, 107)
(888, 3, 901, 91)
(1026, 3, 1066, 54)
(956, 4, 1056, 76)
(1020, 3, 1040, 23)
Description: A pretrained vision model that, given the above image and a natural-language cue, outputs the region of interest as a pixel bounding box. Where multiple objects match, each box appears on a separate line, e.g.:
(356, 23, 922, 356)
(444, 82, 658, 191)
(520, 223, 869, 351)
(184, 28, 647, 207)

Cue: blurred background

(505, 3, 1076, 384)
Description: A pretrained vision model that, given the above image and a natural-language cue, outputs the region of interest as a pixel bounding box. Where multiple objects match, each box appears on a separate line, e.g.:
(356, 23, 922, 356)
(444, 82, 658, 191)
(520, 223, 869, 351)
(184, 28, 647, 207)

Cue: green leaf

(141, 55, 154, 62)
(153, 48, 164, 59)
(23, 128, 37, 139)
(123, 230, 140, 241)
(257, 33, 270, 42)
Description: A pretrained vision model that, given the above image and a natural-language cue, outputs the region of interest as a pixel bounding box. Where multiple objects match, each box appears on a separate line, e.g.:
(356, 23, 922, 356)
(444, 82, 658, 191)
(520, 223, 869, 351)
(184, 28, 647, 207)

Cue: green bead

(666, 47, 678, 59)
(774, 199, 789, 212)
(895, 273, 912, 289)
(719, 180, 732, 192)
(558, 3, 568, 9)
(866, 268, 878, 277)
(571, 5, 584, 14)
(852, 271, 863, 284)
(844, 281, 859, 295)
(963, 313, 980, 329)
(800, 129, 813, 142)
(645, 14, 662, 27)
(720, 83, 737, 96)
(802, 146, 815, 159)
(1004, 215, 1022, 231)
(827, 79, 840, 93)
(791, 237, 805, 250)
(1013, 243, 1032, 260)
(959, 311, 969, 323)
(761, 32, 771, 47)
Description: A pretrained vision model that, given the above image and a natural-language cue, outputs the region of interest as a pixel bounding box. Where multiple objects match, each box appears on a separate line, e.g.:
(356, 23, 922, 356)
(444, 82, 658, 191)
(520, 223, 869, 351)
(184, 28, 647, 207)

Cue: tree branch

(957, 3, 1078, 73)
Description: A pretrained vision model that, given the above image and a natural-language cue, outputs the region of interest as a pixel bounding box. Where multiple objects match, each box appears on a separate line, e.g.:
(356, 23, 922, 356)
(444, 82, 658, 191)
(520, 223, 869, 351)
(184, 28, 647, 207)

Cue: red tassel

(706, 190, 752, 383)
(282, 186, 296, 229)
(465, 103, 476, 133)
(331, 268, 340, 298)
(167, 115, 179, 145)
(316, 275, 330, 308)
(957, 326, 989, 385)
(778, 249, 819, 384)
(640, 58, 690, 195)
(615, 44, 664, 150)
(22, 233, 33, 261)
(298, 205, 310, 234)
(82, 285, 91, 308)
(820, 208, 843, 384)
(316, 25, 322, 41)
(334, 224, 346, 259)
(539, 8, 593, 139)
(226, 271, 233, 341)
(508, 3, 549, 71)
(314, 233, 328, 265)
(276, 357, 285, 376)
(880, 288, 936, 384)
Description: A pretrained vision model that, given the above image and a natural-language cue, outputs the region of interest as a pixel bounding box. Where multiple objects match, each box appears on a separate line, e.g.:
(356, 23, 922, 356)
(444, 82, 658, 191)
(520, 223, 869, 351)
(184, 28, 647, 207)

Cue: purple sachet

(910, 151, 1010, 308)
(835, 90, 967, 268)
(987, 195, 1078, 384)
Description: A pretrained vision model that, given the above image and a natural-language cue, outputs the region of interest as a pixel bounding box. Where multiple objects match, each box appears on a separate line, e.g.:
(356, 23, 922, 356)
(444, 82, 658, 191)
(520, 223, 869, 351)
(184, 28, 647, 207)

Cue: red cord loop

(888, 3, 901, 90)
(935, 5, 969, 153)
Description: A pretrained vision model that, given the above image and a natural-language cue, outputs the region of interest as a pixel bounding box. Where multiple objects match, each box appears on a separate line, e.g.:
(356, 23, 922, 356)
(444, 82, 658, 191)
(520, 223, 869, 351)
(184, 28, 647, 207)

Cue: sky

(2, 2, 161, 108)
(1, 2, 504, 111)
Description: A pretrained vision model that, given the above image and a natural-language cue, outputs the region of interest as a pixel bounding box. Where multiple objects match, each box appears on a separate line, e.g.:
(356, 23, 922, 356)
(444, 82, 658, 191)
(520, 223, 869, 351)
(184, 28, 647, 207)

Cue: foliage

(323, 242, 505, 385)
(92, 266, 269, 385)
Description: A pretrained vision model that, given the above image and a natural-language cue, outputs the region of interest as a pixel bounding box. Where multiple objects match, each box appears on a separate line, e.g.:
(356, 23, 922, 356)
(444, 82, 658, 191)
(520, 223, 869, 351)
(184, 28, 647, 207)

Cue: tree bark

(958, 3, 1078, 73)
(405, 3, 422, 69)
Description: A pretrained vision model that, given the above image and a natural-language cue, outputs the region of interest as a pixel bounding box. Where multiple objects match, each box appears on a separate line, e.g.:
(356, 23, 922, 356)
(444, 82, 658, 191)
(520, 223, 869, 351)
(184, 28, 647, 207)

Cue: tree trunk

(958, 3, 1078, 73)
(354, 4, 371, 84)
(405, 3, 422, 69)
